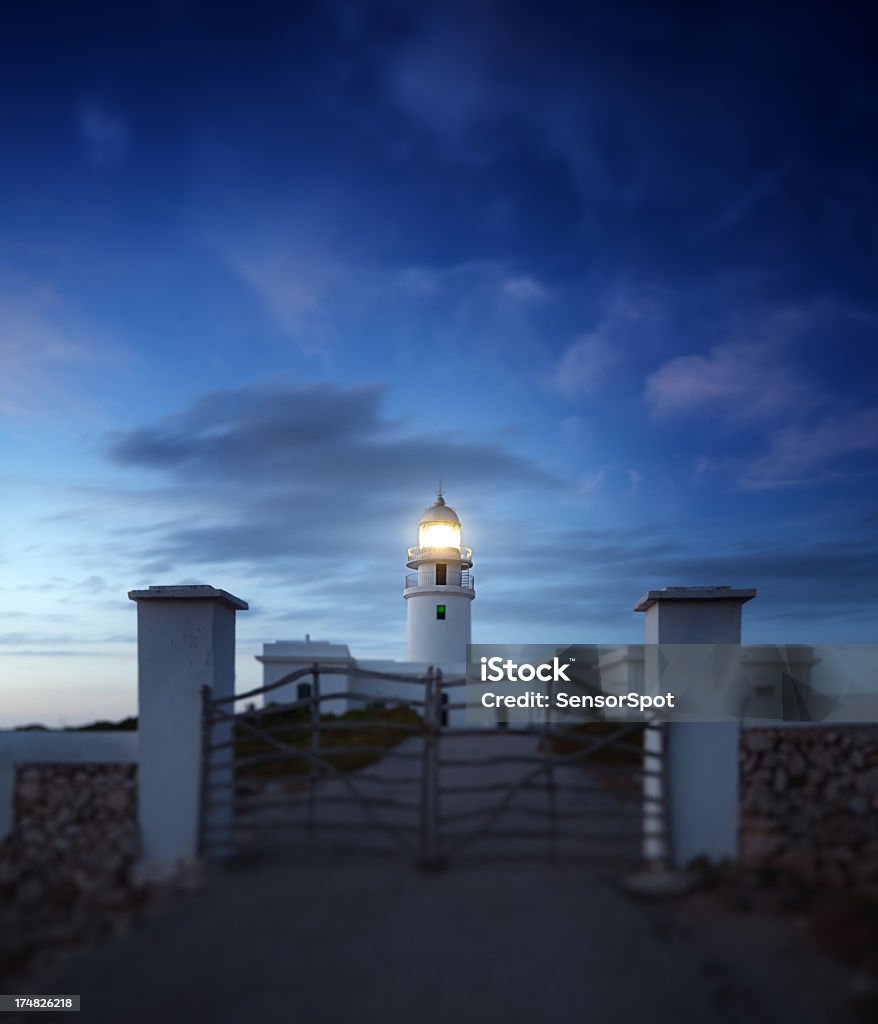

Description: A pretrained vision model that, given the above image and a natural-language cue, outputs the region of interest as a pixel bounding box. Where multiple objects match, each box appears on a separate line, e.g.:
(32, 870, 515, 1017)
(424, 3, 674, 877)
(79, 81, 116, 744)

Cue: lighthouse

(404, 492, 475, 664)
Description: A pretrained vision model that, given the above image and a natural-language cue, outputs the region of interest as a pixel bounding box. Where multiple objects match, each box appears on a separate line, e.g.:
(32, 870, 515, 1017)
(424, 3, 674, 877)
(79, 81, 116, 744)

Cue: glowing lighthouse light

(419, 518, 461, 549)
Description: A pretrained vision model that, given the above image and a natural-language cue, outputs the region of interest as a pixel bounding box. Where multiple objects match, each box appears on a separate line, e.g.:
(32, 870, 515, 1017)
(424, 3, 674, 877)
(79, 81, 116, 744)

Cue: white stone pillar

(129, 585, 248, 880)
(635, 586, 755, 869)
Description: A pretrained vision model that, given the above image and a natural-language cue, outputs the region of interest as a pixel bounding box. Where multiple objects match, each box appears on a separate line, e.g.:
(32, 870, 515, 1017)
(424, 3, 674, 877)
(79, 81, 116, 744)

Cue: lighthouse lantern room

(404, 492, 475, 664)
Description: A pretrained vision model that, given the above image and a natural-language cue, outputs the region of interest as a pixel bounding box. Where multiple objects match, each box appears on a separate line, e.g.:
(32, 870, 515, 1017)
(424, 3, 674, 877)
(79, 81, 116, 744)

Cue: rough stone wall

(739, 726, 878, 888)
(0, 763, 141, 979)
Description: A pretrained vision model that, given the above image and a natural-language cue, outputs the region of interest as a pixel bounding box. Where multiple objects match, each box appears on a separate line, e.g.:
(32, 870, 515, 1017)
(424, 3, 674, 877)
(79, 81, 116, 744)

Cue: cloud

(0, 289, 108, 419)
(375, 2, 835, 223)
(649, 537, 878, 626)
(214, 228, 553, 362)
(389, 26, 495, 145)
(642, 304, 878, 487)
(702, 172, 783, 235)
(550, 291, 653, 399)
(0, 628, 129, 655)
(217, 244, 333, 356)
(107, 381, 556, 566)
(577, 468, 604, 498)
(501, 275, 547, 302)
(76, 101, 129, 166)
(479, 519, 878, 636)
(552, 334, 616, 399)
(462, 508, 878, 644)
(739, 407, 878, 489)
(644, 337, 817, 421)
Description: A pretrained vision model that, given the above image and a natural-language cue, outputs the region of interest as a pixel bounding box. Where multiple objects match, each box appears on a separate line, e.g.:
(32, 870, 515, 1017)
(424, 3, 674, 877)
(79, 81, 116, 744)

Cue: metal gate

(199, 664, 667, 870)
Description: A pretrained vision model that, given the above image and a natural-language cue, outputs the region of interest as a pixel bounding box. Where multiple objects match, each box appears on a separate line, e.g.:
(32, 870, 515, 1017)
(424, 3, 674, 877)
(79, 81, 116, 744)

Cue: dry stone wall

(0, 763, 141, 978)
(739, 726, 878, 888)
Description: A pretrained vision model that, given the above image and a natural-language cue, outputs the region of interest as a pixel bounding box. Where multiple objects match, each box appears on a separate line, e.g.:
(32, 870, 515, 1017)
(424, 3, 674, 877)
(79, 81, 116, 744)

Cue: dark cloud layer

(110, 384, 548, 486)
(108, 381, 555, 566)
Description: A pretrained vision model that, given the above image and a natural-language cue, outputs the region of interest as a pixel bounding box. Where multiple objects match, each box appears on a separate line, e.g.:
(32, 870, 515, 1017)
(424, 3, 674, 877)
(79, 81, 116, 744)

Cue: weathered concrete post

(635, 586, 755, 869)
(129, 585, 248, 880)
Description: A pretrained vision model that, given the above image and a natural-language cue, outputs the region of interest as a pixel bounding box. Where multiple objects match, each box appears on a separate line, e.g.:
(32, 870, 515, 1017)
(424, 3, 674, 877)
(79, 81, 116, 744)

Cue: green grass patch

(235, 703, 422, 777)
(540, 721, 644, 766)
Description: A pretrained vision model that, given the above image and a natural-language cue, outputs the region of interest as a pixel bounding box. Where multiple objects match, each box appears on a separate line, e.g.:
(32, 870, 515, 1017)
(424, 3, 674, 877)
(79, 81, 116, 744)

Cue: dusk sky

(2, 1, 877, 726)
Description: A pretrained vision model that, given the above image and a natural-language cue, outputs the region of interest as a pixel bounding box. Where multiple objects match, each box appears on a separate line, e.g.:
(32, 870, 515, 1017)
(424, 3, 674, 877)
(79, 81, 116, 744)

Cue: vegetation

(540, 721, 644, 767)
(69, 717, 138, 732)
(13, 717, 138, 732)
(235, 703, 422, 777)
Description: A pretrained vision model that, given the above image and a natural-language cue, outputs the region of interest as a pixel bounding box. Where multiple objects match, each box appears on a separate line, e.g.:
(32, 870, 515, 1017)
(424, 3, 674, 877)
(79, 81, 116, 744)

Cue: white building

(256, 639, 355, 716)
(256, 493, 472, 721)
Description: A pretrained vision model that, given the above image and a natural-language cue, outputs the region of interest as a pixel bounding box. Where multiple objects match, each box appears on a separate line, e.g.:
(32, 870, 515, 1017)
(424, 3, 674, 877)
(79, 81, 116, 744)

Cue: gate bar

(419, 667, 442, 870)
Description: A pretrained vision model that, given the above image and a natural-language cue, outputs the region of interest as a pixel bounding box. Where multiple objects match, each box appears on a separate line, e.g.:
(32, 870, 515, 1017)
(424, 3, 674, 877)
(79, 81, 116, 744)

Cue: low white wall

(0, 730, 138, 840)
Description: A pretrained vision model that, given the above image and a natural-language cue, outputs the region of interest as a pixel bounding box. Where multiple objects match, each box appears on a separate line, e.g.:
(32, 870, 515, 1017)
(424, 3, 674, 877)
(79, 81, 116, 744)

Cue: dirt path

(12, 731, 858, 1023)
(15, 855, 855, 1024)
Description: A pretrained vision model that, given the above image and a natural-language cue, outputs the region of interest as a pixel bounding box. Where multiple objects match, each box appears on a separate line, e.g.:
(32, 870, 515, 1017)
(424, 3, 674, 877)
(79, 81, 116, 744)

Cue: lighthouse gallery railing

(404, 571, 474, 590)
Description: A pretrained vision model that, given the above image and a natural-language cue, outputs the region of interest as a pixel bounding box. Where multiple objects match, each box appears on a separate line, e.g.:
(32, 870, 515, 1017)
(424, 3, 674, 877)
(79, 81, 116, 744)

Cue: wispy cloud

(501, 275, 548, 302)
(642, 305, 878, 488)
(214, 228, 551, 361)
(644, 337, 816, 421)
(551, 294, 645, 399)
(577, 468, 605, 498)
(76, 101, 129, 166)
(217, 243, 333, 356)
(702, 172, 782, 235)
(552, 334, 617, 399)
(739, 407, 878, 489)
(386, 12, 503, 149)
(0, 289, 105, 419)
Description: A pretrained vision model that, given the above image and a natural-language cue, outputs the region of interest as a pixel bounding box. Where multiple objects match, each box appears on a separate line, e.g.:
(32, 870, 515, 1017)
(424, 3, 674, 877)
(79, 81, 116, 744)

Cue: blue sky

(1, 1, 877, 726)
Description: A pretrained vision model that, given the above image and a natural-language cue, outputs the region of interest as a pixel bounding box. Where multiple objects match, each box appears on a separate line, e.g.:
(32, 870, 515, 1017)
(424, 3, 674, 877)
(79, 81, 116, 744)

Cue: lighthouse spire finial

(437, 479, 444, 505)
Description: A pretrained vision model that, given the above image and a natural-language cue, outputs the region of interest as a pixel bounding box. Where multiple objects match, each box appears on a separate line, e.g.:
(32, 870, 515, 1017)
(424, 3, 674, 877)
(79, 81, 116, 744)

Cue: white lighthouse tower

(404, 492, 475, 664)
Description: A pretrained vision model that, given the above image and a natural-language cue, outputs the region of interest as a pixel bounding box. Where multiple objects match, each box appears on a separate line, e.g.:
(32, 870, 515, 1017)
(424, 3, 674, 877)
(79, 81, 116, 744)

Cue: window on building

(435, 563, 447, 585)
(436, 604, 446, 620)
(297, 682, 312, 701)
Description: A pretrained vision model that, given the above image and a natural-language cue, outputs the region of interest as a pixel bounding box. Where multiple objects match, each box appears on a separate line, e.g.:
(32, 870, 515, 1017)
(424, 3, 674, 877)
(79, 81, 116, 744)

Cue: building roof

(258, 640, 353, 661)
(128, 585, 249, 611)
(633, 586, 757, 612)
